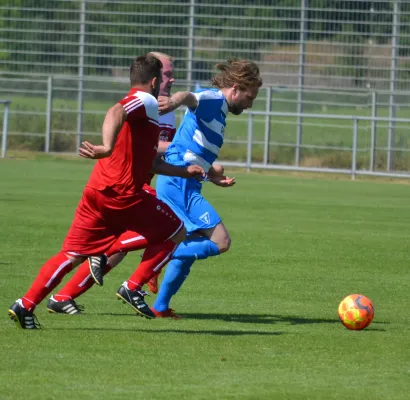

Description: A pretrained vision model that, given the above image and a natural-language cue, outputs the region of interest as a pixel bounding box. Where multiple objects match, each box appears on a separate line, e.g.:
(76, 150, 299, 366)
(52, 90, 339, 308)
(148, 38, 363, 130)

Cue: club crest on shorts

(199, 212, 211, 225)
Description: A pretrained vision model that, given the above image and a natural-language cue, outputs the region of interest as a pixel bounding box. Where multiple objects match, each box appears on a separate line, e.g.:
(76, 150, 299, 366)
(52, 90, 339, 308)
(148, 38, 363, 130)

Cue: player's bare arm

(207, 164, 235, 187)
(79, 103, 126, 159)
(151, 157, 205, 180)
(158, 92, 198, 115)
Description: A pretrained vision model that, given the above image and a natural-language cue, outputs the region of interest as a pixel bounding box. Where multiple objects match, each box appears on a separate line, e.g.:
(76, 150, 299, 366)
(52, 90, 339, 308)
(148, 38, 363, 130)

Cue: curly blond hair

(210, 58, 262, 90)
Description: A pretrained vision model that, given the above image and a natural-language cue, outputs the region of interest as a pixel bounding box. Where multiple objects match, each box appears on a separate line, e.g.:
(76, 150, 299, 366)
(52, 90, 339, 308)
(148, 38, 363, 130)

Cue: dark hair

(210, 58, 263, 90)
(129, 55, 163, 86)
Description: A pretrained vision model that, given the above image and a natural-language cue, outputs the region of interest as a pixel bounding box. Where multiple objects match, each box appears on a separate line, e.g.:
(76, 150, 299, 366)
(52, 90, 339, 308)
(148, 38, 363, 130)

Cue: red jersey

(87, 88, 159, 195)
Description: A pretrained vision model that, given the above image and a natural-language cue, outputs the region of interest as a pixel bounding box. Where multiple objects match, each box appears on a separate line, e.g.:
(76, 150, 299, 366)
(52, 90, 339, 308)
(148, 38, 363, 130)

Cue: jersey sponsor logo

(159, 130, 171, 142)
(199, 212, 211, 225)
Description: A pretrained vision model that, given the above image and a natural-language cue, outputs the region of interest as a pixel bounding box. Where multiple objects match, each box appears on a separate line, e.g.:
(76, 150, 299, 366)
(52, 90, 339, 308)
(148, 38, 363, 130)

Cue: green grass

(0, 157, 410, 399)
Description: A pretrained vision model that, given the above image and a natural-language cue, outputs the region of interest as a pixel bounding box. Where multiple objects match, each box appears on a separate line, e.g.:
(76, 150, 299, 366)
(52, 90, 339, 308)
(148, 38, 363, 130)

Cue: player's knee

(171, 226, 187, 245)
(217, 235, 231, 253)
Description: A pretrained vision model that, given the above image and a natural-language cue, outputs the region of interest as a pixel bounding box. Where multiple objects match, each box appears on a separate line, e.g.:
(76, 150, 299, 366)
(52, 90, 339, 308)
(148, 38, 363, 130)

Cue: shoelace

(71, 301, 85, 312)
(131, 291, 150, 307)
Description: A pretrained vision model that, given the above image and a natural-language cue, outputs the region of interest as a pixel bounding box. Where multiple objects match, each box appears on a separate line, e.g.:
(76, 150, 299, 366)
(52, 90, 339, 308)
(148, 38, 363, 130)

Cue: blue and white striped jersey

(164, 89, 228, 172)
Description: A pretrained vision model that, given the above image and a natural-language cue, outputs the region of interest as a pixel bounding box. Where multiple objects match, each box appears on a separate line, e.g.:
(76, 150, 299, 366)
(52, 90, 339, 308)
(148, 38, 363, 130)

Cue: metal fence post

(370, 91, 377, 171)
(246, 113, 253, 172)
(263, 87, 272, 165)
(45, 76, 53, 153)
(387, 0, 400, 171)
(77, 0, 86, 150)
(352, 118, 358, 180)
(1, 101, 11, 158)
(296, 0, 307, 166)
(187, 0, 195, 92)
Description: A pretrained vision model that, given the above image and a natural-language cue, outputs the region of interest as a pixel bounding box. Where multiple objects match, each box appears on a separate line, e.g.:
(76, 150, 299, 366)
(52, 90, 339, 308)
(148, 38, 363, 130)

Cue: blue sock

(152, 238, 220, 312)
(173, 237, 220, 262)
(153, 258, 194, 312)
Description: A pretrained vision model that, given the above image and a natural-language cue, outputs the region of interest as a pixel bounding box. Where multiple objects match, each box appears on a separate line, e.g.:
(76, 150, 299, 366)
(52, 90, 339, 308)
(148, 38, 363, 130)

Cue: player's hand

(158, 96, 178, 115)
(185, 165, 206, 181)
(209, 175, 236, 187)
(79, 141, 112, 159)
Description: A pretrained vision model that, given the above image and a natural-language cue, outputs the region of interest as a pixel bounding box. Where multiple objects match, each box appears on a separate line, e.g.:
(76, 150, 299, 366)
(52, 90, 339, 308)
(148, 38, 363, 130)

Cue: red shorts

(62, 186, 183, 256)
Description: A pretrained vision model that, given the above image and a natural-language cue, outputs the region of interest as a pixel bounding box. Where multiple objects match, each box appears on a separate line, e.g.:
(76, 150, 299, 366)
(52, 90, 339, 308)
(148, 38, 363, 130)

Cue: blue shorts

(155, 175, 221, 234)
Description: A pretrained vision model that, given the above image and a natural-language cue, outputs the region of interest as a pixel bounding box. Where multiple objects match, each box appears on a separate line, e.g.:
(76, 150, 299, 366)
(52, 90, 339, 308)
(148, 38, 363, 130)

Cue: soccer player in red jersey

(45, 52, 180, 314)
(7, 54, 204, 329)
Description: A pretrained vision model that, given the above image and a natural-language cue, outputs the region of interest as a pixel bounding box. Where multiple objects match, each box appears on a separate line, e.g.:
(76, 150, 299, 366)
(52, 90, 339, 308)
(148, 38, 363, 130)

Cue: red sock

(22, 252, 75, 311)
(107, 231, 149, 256)
(127, 241, 177, 291)
(54, 260, 116, 301)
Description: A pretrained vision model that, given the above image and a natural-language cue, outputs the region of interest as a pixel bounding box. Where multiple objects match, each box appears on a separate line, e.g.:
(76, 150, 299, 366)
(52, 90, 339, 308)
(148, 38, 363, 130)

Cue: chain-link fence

(1, 0, 410, 175)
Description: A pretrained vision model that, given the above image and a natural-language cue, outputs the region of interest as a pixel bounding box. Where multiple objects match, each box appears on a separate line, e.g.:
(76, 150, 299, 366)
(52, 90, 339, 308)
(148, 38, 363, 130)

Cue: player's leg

(151, 223, 229, 317)
(8, 253, 86, 329)
(114, 192, 186, 319)
(152, 177, 228, 317)
(47, 252, 126, 314)
(151, 257, 193, 319)
(8, 187, 120, 329)
(88, 230, 150, 286)
(116, 228, 185, 319)
(48, 229, 148, 314)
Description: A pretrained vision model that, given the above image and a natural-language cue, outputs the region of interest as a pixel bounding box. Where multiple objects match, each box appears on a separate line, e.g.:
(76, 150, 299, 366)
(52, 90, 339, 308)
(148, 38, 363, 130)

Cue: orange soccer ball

(338, 294, 374, 330)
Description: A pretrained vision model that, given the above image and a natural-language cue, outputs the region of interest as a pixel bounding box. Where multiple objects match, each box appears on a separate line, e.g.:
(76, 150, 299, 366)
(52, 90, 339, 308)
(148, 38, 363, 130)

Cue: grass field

(1, 157, 410, 399)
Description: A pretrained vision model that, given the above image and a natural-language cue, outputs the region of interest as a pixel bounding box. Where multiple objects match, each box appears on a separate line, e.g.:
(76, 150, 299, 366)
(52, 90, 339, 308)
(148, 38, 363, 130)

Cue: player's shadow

(92, 313, 139, 317)
(180, 313, 388, 331)
(93, 312, 337, 325)
(137, 328, 284, 336)
(81, 312, 388, 331)
(0, 197, 24, 202)
(180, 313, 339, 325)
(50, 326, 284, 336)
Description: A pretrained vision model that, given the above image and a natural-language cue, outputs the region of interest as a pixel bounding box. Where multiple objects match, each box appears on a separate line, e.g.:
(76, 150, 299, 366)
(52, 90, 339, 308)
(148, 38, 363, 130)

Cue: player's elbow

(218, 235, 231, 254)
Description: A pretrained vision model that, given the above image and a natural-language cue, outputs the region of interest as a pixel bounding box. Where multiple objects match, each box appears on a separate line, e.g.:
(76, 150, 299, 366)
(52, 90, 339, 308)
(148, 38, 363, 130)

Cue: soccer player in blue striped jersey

(152, 58, 262, 318)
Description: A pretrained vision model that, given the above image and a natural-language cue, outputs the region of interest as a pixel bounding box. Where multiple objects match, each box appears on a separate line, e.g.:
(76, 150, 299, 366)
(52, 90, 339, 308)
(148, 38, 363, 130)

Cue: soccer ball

(338, 294, 374, 330)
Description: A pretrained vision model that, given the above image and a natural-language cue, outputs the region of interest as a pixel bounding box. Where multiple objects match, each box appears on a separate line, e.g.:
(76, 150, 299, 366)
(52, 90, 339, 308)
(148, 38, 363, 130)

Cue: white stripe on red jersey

(122, 97, 142, 114)
(148, 118, 160, 127)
